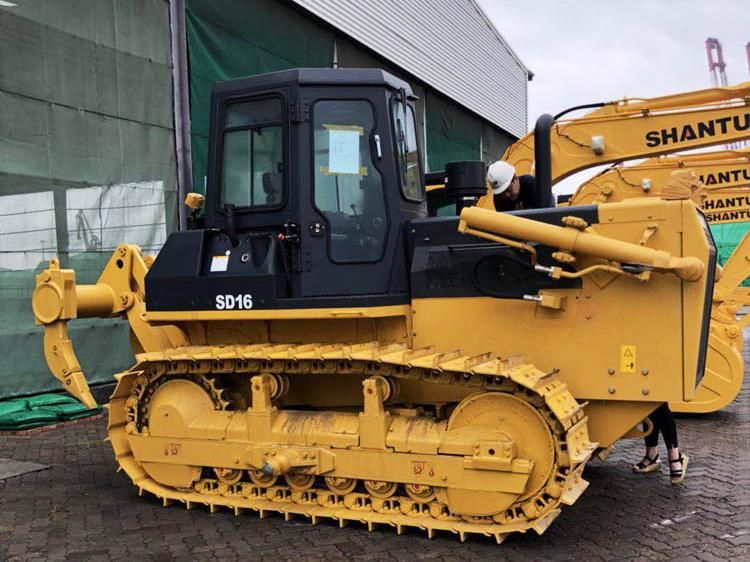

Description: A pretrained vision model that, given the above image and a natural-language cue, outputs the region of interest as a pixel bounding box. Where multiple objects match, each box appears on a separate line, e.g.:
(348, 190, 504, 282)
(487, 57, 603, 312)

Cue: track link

(108, 341, 596, 543)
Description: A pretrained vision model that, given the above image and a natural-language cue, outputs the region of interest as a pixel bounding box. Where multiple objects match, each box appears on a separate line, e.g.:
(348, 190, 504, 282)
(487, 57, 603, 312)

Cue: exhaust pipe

(534, 114, 555, 200)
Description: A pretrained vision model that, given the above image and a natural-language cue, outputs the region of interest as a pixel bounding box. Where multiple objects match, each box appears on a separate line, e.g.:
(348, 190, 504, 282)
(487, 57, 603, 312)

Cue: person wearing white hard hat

(487, 160, 552, 211)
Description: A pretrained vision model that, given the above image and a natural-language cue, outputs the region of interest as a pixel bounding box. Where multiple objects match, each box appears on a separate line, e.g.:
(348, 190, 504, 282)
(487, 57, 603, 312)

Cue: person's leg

(657, 404, 688, 483)
(634, 409, 662, 472)
(644, 411, 661, 450)
(656, 403, 678, 450)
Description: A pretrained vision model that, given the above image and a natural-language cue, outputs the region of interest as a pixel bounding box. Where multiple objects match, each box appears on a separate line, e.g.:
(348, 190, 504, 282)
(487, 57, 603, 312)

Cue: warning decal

(210, 255, 229, 272)
(620, 345, 637, 373)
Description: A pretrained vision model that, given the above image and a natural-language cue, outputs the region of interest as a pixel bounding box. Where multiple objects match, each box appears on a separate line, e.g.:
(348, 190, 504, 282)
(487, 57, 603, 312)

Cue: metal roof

(290, 0, 530, 138)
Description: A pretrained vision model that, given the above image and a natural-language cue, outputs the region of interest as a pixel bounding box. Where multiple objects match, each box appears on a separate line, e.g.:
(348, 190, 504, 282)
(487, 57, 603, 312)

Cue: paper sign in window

(328, 129, 360, 174)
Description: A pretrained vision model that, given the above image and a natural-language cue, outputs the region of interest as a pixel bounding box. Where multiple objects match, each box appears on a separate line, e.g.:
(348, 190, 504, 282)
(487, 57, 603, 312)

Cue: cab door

(296, 89, 401, 299)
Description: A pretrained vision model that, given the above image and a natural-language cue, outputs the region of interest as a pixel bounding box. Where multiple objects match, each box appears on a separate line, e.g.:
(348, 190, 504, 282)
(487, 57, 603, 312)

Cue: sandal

(632, 453, 661, 473)
(669, 454, 689, 485)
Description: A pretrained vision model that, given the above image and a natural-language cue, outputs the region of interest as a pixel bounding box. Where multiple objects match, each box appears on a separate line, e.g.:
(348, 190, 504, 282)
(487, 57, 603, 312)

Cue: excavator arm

(502, 82, 750, 187)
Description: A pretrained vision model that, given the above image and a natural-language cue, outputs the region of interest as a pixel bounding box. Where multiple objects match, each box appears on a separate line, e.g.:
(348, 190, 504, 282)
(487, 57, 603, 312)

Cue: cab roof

(212, 68, 414, 98)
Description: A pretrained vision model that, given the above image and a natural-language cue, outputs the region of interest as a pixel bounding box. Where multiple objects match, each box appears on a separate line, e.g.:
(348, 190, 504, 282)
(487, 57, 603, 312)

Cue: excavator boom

(503, 82, 750, 184)
(570, 148, 750, 205)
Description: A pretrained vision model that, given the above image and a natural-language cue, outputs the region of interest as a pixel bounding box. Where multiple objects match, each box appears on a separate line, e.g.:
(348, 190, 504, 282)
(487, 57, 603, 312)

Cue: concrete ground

(1, 337, 748, 561)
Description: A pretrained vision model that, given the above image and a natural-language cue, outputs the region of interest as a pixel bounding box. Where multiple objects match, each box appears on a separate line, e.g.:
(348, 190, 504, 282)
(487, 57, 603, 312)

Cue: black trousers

(644, 403, 678, 449)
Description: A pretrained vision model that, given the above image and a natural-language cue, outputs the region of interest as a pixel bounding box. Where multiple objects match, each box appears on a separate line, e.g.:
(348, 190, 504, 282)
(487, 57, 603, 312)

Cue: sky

(476, 0, 749, 193)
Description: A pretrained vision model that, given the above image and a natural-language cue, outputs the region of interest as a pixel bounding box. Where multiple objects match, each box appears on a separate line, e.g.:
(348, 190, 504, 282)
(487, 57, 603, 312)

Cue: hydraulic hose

(553, 102, 607, 120)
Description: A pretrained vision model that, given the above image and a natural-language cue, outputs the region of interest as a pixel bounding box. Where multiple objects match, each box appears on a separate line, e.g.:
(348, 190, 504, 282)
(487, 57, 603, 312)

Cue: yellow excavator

(478, 84, 750, 414)
(32, 69, 721, 542)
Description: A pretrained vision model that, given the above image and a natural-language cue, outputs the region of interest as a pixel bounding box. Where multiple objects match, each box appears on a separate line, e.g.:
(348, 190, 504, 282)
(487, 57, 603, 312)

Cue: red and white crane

(705, 38, 744, 148)
(705, 37, 729, 87)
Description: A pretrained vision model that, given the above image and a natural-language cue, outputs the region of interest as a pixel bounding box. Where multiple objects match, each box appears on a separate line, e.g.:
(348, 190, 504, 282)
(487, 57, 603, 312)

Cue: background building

(0, 0, 529, 399)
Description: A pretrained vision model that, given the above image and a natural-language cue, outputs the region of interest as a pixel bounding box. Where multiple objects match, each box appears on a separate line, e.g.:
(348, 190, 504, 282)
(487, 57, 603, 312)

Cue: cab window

(392, 99, 424, 202)
(313, 100, 387, 263)
(221, 97, 284, 209)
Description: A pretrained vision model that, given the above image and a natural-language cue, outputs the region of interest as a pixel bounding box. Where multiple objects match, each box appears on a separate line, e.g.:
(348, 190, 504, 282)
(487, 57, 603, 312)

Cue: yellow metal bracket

(32, 246, 186, 407)
(41, 322, 97, 409)
(622, 417, 654, 440)
(594, 186, 613, 204)
(639, 223, 658, 246)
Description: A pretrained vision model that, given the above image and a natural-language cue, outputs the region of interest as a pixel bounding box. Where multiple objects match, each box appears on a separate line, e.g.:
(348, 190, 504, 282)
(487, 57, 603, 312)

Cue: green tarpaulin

(0, 393, 101, 431)
(185, 1, 514, 182)
(425, 89, 482, 171)
(0, 1, 177, 400)
(1, 0, 519, 402)
(710, 222, 750, 285)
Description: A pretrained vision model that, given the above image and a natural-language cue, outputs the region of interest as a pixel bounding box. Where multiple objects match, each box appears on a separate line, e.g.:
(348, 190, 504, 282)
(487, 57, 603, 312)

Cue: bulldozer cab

(185, 68, 427, 305)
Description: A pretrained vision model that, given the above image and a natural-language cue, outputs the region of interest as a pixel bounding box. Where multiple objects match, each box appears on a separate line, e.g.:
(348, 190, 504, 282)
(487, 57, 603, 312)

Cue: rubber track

(108, 342, 597, 543)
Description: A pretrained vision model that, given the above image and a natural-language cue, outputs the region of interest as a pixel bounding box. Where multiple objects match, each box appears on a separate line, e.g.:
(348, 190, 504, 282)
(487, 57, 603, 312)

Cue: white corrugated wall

(291, 0, 529, 137)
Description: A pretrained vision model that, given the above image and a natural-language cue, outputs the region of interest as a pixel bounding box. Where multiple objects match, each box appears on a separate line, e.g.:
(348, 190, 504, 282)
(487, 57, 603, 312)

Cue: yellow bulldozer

(33, 69, 720, 542)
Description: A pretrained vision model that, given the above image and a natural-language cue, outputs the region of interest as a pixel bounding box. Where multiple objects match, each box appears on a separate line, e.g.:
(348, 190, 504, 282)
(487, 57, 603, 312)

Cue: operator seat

(263, 172, 282, 205)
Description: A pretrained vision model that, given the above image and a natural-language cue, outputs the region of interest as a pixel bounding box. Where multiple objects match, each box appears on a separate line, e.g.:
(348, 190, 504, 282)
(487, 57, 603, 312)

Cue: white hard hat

(487, 160, 516, 195)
